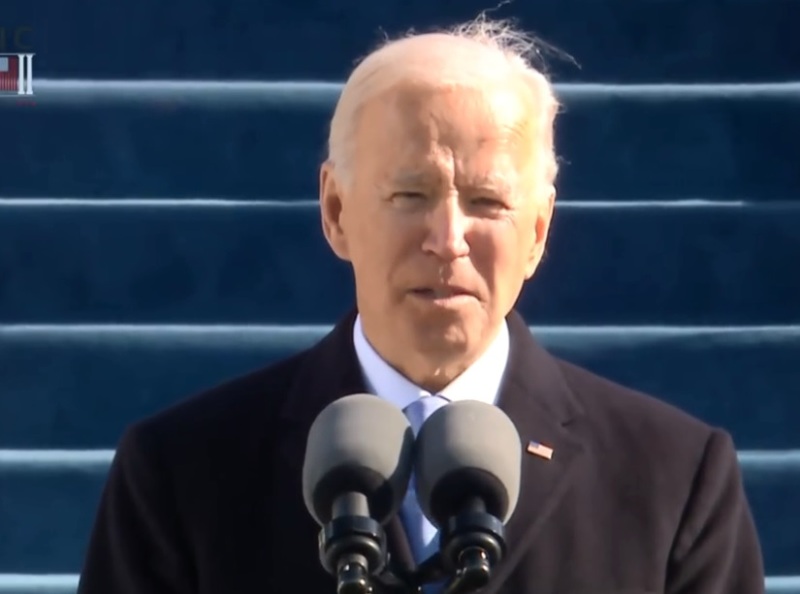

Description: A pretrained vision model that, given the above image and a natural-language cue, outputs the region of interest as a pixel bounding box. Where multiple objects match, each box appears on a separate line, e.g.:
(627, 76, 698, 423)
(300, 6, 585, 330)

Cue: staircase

(1, 1, 799, 592)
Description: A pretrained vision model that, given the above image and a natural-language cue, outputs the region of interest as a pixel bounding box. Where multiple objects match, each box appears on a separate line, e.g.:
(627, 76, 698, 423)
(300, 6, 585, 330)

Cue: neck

(358, 315, 503, 393)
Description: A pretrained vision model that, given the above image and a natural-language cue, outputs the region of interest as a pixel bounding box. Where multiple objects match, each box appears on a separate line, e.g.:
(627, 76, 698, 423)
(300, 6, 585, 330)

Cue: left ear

(524, 185, 556, 279)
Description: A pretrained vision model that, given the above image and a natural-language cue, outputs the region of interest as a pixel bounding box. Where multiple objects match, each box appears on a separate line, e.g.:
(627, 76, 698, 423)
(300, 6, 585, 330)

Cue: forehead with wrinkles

(352, 80, 539, 197)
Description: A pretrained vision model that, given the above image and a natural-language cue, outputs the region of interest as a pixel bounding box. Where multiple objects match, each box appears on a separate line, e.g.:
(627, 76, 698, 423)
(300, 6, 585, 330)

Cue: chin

(408, 313, 477, 357)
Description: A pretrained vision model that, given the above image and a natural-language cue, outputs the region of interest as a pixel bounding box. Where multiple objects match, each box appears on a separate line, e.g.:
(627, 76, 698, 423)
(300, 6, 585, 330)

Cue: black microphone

(414, 400, 522, 594)
(302, 393, 415, 594)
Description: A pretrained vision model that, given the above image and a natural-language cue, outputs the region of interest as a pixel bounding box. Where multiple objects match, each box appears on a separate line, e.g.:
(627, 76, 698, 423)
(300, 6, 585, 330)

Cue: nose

(421, 197, 470, 260)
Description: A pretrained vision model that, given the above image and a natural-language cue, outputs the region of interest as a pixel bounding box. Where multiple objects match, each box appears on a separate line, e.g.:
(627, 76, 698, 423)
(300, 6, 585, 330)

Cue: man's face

(321, 81, 554, 369)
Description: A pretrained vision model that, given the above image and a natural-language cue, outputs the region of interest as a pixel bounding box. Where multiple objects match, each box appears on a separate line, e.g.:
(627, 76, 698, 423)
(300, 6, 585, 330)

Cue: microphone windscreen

(414, 400, 522, 527)
(302, 393, 414, 526)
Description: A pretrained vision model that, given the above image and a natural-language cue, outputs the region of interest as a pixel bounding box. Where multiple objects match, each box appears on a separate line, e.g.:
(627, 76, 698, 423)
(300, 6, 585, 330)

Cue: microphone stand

(434, 497, 508, 594)
(375, 546, 495, 594)
(375, 508, 505, 594)
(441, 547, 493, 594)
(331, 544, 498, 594)
(318, 493, 391, 594)
(319, 495, 506, 594)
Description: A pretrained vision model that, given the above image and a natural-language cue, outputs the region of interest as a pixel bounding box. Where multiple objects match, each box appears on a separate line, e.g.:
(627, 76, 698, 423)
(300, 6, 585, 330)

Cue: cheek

(351, 213, 416, 283)
(469, 224, 519, 285)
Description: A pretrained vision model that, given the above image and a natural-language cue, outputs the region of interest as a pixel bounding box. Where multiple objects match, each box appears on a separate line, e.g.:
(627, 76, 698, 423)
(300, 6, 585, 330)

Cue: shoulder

(554, 356, 736, 487)
(557, 356, 715, 442)
(554, 356, 747, 524)
(553, 357, 762, 588)
(112, 346, 310, 472)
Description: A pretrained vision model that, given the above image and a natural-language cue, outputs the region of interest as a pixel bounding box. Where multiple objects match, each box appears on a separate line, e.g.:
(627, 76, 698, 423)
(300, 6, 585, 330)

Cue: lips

(410, 286, 475, 299)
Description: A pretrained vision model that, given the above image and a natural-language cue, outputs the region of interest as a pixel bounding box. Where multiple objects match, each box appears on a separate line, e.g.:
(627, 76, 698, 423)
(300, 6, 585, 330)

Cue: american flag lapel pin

(526, 440, 554, 460)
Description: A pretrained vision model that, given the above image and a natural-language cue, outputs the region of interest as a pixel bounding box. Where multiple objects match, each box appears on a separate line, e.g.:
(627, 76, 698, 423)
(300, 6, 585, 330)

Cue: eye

(471, 196, 506, 208)
(390, 191, 428, 207)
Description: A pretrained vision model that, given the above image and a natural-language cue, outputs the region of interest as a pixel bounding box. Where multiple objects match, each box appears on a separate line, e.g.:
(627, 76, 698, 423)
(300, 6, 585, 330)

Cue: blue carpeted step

(3, 81, 798, 201)
(0, 200, 797, 325)
(0, 577, 798, 594)
(5, 0, 799, 82)
(0, 574, 76, 594)
(0, 450, 796, 575)
(1, 325, 798, 450)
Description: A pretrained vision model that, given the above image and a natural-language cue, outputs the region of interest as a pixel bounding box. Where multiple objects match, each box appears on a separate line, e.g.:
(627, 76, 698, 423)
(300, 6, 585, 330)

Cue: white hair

(327, 15, 562, 190)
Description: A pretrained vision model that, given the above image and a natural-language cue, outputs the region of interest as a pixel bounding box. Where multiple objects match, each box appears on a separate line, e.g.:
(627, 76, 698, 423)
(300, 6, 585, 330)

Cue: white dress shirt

(352, 314, 511, 565)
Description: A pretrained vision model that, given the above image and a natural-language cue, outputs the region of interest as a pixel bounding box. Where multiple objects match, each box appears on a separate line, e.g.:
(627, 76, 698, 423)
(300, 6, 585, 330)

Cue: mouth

(409, 286, 477, 301)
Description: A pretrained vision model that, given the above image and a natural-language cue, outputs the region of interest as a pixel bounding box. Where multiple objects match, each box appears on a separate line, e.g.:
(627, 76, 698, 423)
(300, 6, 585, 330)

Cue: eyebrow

(390, 170, 512, 190)
(459, 174, 514, 195)
(463, 173, 510, 187)
(391, 171, 437, 187)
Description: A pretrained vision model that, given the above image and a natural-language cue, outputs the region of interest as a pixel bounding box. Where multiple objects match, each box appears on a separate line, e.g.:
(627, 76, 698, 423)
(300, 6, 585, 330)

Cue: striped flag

(0, 55, 19, 94)
(526, 440, 554, 460)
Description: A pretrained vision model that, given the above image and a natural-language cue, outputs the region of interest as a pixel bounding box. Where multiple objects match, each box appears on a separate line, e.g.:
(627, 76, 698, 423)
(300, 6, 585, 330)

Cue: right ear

(319, 161, 351, 261)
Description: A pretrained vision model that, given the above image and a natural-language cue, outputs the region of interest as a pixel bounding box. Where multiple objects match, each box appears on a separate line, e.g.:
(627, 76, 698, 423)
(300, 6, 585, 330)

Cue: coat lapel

(277, 308, 417, 578)
(488, 312, 587, 591)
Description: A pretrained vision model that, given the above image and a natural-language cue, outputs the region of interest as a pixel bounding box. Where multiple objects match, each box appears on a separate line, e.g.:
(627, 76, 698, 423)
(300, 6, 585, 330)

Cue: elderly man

(77, 18, 764, 594)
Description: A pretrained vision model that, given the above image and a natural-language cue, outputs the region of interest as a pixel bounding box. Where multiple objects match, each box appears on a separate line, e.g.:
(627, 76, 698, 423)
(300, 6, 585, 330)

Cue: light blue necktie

(401, 394, 450, 566)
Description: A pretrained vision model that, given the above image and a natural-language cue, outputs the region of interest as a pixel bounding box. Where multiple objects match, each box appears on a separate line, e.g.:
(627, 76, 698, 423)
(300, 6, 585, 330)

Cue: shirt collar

(352, 314, 510, 412)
